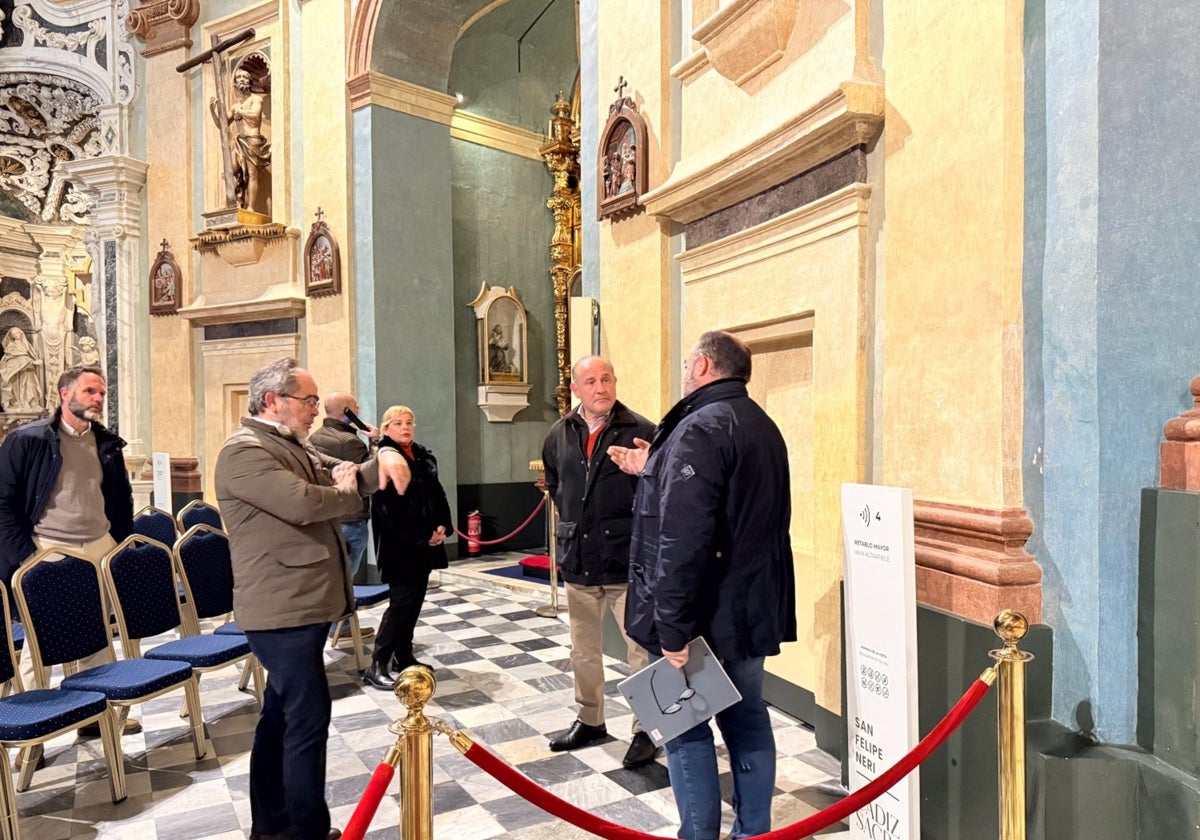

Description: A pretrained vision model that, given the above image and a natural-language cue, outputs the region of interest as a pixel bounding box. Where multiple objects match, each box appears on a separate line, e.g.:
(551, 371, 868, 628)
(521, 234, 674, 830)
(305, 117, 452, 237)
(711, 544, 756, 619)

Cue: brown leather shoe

(79, 717, 142, 738)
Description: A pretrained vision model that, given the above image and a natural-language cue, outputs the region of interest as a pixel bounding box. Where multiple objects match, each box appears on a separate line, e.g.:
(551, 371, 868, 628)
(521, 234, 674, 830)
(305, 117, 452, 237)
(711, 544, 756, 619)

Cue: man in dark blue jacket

(612, 331, 797, 840)
(0, 364, 138, 737)
(542, 356, 659, 768)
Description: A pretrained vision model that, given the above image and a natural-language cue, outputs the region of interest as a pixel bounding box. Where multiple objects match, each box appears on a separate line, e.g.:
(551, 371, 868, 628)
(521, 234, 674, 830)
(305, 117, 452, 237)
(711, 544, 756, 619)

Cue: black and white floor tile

(9, 557, 850, 839)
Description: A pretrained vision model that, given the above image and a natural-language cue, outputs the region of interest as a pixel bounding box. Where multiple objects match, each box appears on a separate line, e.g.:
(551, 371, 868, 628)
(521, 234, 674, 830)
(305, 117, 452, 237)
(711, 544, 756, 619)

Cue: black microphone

(343, 407, 371, 433)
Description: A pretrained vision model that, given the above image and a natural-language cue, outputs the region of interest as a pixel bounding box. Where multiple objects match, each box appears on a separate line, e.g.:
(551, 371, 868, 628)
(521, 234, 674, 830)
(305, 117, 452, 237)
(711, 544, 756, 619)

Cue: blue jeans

(340, 520, 369, 579)
(243, 624, 333, 840)
(663, 656, 775, 840)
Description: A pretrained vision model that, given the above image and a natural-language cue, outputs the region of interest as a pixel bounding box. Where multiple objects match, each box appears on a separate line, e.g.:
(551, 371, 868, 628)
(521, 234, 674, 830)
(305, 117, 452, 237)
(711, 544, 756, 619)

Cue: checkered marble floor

(10, 558, 850, 839)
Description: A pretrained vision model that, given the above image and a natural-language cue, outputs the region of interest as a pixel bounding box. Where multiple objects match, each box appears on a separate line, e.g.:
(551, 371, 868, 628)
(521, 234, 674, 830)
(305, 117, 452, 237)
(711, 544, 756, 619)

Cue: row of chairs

(131, 503, 389, 672)
(131, 501, 223, 551)
(0, 523, 266, 840)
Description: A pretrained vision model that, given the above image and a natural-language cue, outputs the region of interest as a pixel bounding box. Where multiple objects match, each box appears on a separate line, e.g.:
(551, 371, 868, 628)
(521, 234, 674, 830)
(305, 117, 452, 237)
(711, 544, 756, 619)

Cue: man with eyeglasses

(215, 357, 411, 840)
(611, 331, 797, 840)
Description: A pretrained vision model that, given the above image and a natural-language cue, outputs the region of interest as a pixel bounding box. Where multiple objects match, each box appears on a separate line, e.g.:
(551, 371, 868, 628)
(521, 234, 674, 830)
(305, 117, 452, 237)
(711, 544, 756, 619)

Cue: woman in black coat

(363, 405, 452, 690)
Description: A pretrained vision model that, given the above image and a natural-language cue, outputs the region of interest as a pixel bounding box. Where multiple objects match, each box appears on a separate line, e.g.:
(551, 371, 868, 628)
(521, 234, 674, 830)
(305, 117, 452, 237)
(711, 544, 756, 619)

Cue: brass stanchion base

(535, 602, 567, 617)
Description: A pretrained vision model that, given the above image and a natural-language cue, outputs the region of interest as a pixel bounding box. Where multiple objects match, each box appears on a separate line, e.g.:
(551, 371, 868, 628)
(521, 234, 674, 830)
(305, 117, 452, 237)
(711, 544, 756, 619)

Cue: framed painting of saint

(149, 241, 181, 316)
(303, 210, 341, 298)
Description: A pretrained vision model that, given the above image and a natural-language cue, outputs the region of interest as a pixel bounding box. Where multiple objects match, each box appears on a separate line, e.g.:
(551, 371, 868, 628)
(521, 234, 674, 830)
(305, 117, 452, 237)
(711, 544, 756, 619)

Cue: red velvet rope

(452, 496, 548, 547)
(460, 675, 993, 840)
(340, 762, 397, 840)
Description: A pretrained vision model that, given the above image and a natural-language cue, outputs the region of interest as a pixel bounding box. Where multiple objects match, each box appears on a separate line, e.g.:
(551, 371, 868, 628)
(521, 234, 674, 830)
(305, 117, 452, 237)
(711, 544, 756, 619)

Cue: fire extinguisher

(467, 510, 482, 555)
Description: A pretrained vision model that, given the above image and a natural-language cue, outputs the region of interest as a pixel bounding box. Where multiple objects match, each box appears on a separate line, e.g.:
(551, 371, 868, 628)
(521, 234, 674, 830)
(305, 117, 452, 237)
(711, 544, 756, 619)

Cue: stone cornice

(451, 111, 544, 161)
(348, 72, 543, 160)
(642, 81, 884, 224)
(677, 183, 872, 281)
(125, 0, 200, 58)
(348, 72, 456, 124)
(912, 500, 1042, 624)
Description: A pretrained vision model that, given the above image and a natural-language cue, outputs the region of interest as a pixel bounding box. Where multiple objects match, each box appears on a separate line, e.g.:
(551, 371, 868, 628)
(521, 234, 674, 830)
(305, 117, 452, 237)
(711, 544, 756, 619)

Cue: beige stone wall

(145, 39, 198, 461)
(596, 1, 674, 419)
(879, 0, 1025, 510)
(679, 187, 871, 710)
(597, 0, 878, 716)
(300, 0, 355, 396)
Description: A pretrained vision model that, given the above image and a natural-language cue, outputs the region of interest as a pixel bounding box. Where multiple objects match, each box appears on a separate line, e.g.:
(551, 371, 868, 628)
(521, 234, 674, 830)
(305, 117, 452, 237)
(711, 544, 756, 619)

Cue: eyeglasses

(650, 666, 696, 715)
(278, 393, 320, 409)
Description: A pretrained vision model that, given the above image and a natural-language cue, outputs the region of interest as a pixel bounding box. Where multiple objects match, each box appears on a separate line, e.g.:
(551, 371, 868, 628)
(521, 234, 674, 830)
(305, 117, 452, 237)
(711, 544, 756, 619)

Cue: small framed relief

(303, 208, 341, 298)
(597, 76, 649, 221)
(149, 239, 181, 316)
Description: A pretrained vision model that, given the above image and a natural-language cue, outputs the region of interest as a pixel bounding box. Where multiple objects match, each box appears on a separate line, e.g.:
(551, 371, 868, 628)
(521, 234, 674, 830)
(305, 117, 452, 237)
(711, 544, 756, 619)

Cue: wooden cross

(159, 238, 169, 253)
(176, 28, 256, 210)
(614, 76, 628, 99)
(315, 207, 325, 223)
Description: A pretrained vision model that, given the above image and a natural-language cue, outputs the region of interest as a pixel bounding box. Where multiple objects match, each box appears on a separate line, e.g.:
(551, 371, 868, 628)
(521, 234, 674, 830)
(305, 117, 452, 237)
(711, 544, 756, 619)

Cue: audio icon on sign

(859, 505, 882, 526)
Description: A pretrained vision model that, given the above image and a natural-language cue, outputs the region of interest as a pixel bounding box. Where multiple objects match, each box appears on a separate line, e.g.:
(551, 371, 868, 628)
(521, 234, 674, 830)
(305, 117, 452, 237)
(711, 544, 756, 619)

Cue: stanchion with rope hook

(990, 609, 1033, 840)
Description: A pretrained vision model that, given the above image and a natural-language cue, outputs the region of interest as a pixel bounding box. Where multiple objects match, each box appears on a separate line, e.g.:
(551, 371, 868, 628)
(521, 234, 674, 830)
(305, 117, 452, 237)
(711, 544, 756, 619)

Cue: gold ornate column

(538, 92, 581, 417)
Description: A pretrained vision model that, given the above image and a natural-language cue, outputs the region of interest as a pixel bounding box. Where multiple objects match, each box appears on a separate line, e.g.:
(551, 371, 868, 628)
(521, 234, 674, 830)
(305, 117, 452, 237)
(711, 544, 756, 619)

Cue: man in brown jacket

(215, 357, 409, 840)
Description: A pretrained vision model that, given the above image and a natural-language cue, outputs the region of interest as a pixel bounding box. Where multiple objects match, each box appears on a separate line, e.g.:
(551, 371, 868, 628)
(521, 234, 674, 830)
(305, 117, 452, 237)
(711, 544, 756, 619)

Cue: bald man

(309, 392, 378, 637)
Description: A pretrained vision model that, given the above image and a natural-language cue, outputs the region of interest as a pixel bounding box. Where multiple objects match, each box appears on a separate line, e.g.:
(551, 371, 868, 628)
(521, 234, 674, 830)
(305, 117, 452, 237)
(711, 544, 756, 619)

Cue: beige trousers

(17, 533, 117, 690)
(565, 581, 649, 731)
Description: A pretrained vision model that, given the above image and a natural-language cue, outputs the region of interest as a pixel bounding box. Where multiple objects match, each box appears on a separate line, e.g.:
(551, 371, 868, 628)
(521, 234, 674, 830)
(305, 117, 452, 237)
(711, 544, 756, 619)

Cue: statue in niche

(76, 335, 100, 367)
(0, 327, 42, 413)
(488, 324, 514, 375)
(33, 275, 76, 406)
(211, 54, 272, 217)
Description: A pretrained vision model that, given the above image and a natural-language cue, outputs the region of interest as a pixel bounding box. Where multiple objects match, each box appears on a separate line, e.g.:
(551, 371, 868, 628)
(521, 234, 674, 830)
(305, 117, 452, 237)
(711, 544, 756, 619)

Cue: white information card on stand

(152, 452, 172, 514)
(841, 483, 919, 840)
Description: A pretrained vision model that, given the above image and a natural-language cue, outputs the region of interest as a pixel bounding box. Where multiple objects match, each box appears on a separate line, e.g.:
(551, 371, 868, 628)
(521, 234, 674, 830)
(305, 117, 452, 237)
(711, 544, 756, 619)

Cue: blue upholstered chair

(0, 585, 126, 837)
(177, 500, 224, 534)
(329, 584, 390, 672)
(12, 548, 208, 760)
(174, 525, 240, 636)
(102, 537, 262, 710)
(173, 526, 264, 702)
(130, 505, 178, 549)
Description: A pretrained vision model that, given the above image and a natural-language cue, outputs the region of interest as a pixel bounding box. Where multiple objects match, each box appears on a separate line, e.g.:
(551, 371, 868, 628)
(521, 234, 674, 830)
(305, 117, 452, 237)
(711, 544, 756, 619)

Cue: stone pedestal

(1159, 375, 1200, 490)
(1137, 488, 1200, 775)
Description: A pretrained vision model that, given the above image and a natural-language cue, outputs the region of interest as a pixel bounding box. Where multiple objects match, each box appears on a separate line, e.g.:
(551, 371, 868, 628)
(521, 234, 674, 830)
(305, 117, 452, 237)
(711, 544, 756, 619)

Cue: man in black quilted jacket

(542, 355, 658, 768)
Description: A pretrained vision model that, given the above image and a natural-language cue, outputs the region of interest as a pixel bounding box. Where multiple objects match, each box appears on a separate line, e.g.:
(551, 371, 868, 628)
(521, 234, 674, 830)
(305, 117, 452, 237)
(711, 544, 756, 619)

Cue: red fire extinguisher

(467, 510, 482, 555)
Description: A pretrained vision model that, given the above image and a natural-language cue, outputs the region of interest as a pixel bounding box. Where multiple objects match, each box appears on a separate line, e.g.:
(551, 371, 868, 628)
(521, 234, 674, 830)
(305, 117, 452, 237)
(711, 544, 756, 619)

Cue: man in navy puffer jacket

(611, 330, 797, 840)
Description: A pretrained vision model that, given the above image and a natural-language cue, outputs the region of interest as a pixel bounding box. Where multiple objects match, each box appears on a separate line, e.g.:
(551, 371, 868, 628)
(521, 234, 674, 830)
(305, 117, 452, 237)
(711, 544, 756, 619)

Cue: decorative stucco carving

(0, 75, 105, 224)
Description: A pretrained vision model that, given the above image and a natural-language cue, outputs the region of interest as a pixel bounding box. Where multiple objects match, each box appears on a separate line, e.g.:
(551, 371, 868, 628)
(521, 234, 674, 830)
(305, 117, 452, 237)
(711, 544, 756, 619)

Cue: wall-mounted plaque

(149, 239, 181, 316)
(597, 76, 649, 221)
(303, 208, 341, 298)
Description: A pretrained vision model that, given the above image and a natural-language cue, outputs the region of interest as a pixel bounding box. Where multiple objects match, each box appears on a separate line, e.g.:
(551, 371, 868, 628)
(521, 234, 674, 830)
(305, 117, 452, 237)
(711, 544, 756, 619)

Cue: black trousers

(243, 623, 332, 840)
(373, 572, 431, 669)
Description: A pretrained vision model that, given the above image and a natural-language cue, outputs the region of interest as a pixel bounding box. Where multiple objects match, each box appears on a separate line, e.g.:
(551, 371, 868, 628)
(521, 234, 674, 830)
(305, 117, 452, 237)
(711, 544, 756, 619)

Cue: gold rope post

(392, 666, 437, 840)
(530, 459, 565, 618)
(989, 610, 1033, 840)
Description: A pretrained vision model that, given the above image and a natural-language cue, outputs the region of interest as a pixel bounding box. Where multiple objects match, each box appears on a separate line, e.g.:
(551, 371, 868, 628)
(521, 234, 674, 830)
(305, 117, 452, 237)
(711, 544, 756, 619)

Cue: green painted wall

(451, 141, 558, 484)
(354, 106, 459, 513)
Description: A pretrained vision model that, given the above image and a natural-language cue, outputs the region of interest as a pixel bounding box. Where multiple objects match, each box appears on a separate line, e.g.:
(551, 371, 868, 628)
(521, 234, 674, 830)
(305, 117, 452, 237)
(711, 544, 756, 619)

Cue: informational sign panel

(152, 452, 172, 514)
(841, 483, 919, 840)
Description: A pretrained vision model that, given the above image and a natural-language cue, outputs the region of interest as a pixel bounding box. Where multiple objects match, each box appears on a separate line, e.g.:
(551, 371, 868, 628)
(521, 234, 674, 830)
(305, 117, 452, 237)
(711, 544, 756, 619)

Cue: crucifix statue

(176, 29, 272, 219)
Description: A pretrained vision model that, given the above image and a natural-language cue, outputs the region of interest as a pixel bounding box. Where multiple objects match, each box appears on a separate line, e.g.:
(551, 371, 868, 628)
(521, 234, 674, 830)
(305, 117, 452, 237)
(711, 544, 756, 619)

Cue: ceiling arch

(350, 0, 574, 93)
